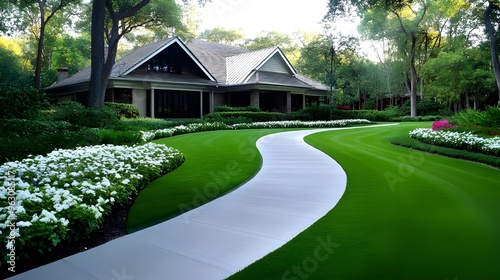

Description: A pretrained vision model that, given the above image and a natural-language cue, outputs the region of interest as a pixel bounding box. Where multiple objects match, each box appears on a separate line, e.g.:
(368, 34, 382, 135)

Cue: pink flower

(432, 120, 454, 131)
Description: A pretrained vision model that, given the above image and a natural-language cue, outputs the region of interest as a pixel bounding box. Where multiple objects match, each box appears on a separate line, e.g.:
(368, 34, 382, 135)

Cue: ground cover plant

(228, 122, 500, 279)
(0, 143, 183, 263)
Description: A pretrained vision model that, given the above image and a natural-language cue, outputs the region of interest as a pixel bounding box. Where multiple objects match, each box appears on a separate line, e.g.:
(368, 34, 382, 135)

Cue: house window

(114, 88, 132, 103)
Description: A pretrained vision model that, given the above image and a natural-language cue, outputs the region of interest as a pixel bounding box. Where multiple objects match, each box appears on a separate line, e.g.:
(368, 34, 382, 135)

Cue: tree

(88, 0, 190, 109)
(482, 0, 500, 104)
(298, 33, 358, 119)
(244, 31, 300, 66)
(198, 26, 245, 45)
(0, 0, 79, 89)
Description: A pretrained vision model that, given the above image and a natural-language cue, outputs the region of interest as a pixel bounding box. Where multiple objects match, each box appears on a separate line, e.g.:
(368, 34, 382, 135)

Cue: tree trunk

(88, 0, 106, 109)
(409, 33, 418, 117)
(34, 2, 45, 89)
(484, 1, 500, 105)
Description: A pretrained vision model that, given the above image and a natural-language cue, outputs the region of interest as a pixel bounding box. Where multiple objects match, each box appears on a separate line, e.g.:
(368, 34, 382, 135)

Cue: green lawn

(229, 122, 500, 280)
(127, 128, 288, 232)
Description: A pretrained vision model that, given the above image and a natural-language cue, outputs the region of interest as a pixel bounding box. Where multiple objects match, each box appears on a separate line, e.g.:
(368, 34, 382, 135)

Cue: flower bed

(229, 119, 371, 129)
(0, 143, 184, 258)
(409, 128, 500, 156)
(141, 119, 371, 141)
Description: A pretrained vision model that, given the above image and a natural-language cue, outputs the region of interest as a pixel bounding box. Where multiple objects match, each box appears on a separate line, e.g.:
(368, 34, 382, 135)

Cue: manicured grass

(126, 129, 287, 232)
(229, 122, 500, 280)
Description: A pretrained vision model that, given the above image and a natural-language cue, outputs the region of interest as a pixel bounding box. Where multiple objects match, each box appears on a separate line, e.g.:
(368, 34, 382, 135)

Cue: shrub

(417, 99, 447, 116)
(53, 104, 119, 128)
(214, 105, 262, 112)
(450, 107, 500, 135)
(432, 120, 454, 131)
(384, 106, 407, 118)
(105, 102, 140, 119)
(333, 109, 392, 121)
(0, 119, 99, 163)
(96, 129, 142, 145)
(290, 105, 330, 121)
(0, 86, 47, 119)
(204, 111, 287, 123)
(0, 143, 184, 260)
(390, 115, 444, 122)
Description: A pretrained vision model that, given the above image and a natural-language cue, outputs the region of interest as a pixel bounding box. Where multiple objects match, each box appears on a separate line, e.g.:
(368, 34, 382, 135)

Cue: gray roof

(226, 47, 278, 84)
(48, 38, 327, 92)
(186, 40, 248, 83)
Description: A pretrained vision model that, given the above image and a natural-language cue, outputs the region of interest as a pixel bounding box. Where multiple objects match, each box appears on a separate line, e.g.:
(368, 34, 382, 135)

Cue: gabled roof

(118, 37, 216, 81)
(48, 37, 216, 90)
(186, 40, 248, 83)
(226, 47, 297, 85)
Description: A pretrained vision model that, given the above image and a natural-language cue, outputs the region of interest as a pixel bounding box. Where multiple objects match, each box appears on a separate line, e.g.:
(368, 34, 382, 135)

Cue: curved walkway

(10, 127, 354, 280)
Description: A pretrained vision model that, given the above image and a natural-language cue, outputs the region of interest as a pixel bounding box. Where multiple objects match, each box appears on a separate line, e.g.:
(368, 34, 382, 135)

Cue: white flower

(17, 221, 32, 227)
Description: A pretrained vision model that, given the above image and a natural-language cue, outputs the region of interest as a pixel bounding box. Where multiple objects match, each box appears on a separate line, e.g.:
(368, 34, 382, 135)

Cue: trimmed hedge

(204, 111, 288, 123)
(214, 105, 262, 112)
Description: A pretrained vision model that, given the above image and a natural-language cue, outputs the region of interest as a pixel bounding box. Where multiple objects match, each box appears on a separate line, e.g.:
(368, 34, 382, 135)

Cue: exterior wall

(250, 90, 260, 107)
(213, 92, 225, 108)
(286, 92, 292, 113)
(133, 89, 147, 117)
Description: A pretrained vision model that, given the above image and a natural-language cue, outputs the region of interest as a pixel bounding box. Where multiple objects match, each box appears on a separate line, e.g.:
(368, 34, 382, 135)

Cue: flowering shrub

(409, 128, 500, 156)
(141, 119, 371, 141)
(140, 122, 229, 142)
(0, 143, 183, 259)
(229, 119, 371, 129)
(432, 120, 454, 131)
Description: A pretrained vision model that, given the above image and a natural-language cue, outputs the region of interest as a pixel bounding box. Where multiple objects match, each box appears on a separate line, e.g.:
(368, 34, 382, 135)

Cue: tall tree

(88, 0, 194, 109)
(298, 33, 358, 119)
(244, 31, 301, 65)
(483, 0, 500, 104)
(1, 0, 78, 89)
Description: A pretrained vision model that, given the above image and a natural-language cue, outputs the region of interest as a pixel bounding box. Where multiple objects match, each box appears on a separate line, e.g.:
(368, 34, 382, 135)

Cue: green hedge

(204, 111, 288, 123)
(0, 86, 47, 119)
(214, 105, 262, 112)
(0, 119, 99, 163)
(105, 102, 140, 119)
(52, 103, 119, 128)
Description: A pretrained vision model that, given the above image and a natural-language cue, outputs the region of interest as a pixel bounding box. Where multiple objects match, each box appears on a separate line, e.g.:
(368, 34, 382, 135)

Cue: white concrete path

(9, 128, 352, 280)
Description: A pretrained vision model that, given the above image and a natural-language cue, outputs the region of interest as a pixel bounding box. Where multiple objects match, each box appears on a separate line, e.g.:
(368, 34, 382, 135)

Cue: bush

(105, 102, 140, 119)
(0, 119, 99, 163)
(333, 109, 392, 121)
(53, 104, 119, 128)
(0, 86, 47, 119)
(214, 105, 262, 112)
(96, 129, 142, 145)
(450, 107, 500, 135)
(204, 111, 287, 123)
(417, 99, 447, 116)
(390, 115, 444, 122)
(290, 105, 330, 121)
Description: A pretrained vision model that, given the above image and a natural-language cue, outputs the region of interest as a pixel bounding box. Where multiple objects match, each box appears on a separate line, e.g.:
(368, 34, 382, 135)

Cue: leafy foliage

(0, 87, 47, 119)
(105, 102, 140, 119)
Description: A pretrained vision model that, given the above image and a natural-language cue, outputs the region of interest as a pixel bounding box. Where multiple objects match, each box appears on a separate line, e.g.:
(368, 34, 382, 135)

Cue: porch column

(302, 94, 306, 109)
(210, 91, 215, 113)
(150, 88, 155, 118)
(200, 91, 204, 118)
(286, 92, 292, 113)
(250, 89, 260, 107)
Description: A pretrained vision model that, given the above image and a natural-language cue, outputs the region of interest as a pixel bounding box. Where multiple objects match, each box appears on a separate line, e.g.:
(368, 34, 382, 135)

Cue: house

(47, 37, 328, 118)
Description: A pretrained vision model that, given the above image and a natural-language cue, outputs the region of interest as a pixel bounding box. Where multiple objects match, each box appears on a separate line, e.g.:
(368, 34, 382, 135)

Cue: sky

(197, 0, 330, 38)
(196, 0, 378, 60)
